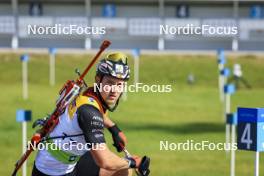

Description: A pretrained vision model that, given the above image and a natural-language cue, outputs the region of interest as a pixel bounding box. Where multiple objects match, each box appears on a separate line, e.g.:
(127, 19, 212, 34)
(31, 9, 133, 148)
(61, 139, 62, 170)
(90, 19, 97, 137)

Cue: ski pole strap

(44, 138, 81, 165)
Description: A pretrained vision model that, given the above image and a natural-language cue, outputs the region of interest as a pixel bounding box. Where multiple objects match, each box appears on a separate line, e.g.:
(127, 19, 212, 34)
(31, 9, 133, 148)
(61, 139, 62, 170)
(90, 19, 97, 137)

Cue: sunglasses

(106, 53, 127, 65)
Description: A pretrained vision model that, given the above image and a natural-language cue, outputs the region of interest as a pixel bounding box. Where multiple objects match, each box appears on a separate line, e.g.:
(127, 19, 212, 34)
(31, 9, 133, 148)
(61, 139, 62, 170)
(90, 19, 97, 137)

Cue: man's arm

(104, 115, 115, 128)
(77, 104, 139, 171)
(90, 144, 131, 170)
(104, 115, 127, 152)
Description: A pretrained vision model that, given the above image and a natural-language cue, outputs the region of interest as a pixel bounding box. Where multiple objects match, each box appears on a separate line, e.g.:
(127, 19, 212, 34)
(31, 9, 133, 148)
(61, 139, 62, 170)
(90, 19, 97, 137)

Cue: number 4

(241, 123, 253, 149)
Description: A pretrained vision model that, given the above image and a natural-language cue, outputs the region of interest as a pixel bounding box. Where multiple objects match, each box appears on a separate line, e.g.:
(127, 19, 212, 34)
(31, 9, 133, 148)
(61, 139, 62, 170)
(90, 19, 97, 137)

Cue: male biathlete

(32, 52, 148, 176)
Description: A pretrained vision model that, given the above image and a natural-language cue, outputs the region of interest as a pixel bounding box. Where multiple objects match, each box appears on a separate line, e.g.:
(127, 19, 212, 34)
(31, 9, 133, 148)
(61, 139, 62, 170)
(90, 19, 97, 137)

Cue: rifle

(12, 40, 111, 176)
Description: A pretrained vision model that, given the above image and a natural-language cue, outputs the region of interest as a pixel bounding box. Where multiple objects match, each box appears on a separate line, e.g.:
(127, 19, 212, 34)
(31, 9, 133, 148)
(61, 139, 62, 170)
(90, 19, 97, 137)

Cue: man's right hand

(126, 155, 142, 168)
(127, 156, 150, 176)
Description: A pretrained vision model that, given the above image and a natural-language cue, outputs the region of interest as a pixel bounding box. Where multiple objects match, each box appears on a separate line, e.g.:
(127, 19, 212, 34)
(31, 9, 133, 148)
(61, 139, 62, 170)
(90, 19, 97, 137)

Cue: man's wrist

(108, 124, 121, 135)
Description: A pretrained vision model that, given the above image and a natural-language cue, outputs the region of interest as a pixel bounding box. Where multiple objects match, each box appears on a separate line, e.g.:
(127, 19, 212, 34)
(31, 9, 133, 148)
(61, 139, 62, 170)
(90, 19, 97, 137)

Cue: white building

(0, 0, 264, 50)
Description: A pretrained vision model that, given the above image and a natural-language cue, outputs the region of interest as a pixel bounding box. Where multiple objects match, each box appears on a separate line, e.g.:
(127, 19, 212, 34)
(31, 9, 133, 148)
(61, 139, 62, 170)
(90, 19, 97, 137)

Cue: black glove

(137, 156, 150, 176)
(126, 156, 137, 168)
(108, 125, 127, 152)
(126, 156, 150, 176)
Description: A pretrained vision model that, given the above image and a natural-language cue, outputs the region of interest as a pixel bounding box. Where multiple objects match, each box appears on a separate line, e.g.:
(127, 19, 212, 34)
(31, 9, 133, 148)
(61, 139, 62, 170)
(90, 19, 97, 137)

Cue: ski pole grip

(100, 40, 111, 50)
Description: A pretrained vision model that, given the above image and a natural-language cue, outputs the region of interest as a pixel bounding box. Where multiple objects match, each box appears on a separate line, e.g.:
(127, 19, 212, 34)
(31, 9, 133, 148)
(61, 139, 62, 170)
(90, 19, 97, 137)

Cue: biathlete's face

(96, 75, 125, 107)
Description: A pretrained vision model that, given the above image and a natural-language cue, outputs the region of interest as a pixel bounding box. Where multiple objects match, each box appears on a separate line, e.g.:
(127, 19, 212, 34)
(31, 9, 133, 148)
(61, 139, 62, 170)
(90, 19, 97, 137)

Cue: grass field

(1, 52, 264, 176)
